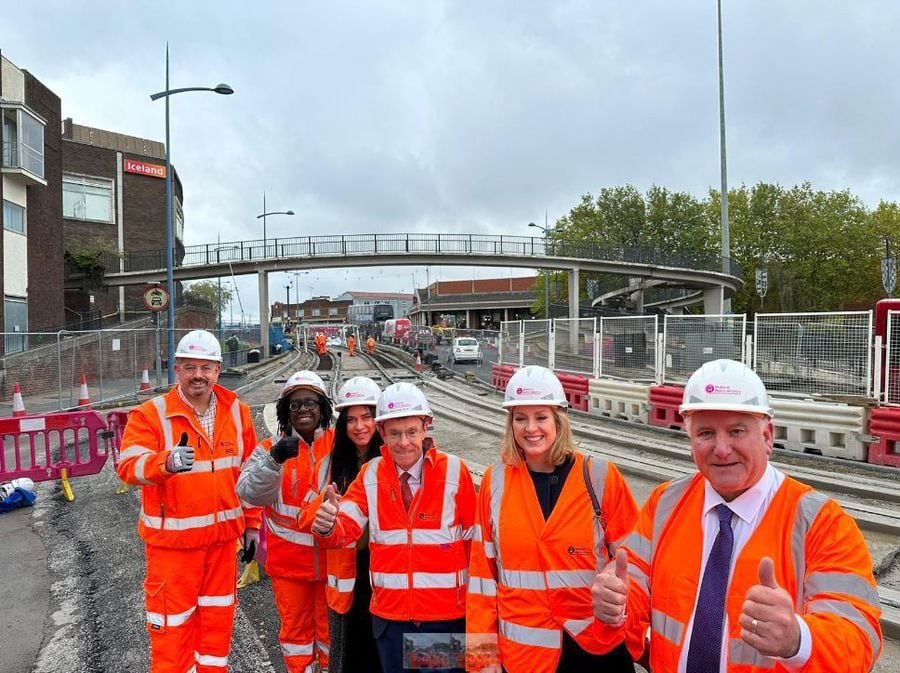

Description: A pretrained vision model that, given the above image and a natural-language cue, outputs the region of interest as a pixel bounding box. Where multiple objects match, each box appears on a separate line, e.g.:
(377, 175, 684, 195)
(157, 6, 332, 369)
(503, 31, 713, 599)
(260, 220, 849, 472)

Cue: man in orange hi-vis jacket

(367, 336, 376, 354)
(591, 359, 883, 672)
(347, 334, 356, 357)
(311, 382, 476, 673)
(117, 329, 260, 673)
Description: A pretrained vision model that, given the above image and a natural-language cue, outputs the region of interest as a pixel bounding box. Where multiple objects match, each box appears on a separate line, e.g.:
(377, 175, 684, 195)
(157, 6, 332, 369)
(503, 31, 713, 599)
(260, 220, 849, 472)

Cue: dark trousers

(372, 615, 466, 673)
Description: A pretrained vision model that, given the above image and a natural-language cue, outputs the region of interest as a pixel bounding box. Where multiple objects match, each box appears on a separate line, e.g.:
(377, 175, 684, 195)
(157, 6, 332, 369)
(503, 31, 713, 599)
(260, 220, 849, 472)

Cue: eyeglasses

(289, 399, 320, 412)
(385, 429, 424, 444)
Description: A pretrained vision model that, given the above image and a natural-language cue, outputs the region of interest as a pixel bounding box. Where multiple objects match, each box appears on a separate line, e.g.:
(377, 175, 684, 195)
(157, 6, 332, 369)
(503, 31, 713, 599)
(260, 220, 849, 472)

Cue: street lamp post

(528, 219, 551, 319)
(150, 44, 233, 383)
(717, 0, 731, 313)
(257, 192, 295, 252)
(213, 242, 239, 340)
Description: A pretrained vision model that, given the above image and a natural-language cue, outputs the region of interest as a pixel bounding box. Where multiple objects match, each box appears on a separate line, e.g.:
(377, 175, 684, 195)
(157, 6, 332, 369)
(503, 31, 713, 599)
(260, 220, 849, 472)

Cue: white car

(450, 337, 480, 364)
(327, 336, 342, 347)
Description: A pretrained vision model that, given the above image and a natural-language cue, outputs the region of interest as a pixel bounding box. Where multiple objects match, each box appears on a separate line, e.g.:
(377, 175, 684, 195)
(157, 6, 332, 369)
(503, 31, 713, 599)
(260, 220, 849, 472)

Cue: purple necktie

(400, 471, 413, 512)
(686, 504, 734, 673)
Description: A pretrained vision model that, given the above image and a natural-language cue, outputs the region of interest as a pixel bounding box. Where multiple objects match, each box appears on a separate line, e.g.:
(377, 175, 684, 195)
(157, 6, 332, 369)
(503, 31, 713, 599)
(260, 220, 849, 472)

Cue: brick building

(1, 51, 65, 352)
(271, 296, 353, 327)
(410, 276, 538, 329)
(62, 118, 184, 323)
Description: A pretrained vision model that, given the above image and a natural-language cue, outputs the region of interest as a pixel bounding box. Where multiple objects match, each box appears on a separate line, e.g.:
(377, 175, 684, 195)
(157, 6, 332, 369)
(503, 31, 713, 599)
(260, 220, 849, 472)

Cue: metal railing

(98, 232, 743, 278)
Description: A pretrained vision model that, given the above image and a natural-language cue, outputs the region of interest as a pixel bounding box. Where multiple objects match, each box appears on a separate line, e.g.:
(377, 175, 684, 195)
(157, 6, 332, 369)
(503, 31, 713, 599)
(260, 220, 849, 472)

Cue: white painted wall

(2, 177, 28, 297)
(1, 55, 25, 102)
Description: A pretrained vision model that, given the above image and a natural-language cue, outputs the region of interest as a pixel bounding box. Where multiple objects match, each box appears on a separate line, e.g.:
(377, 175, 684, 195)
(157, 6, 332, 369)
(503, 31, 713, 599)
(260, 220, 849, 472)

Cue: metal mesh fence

(499, 321, 521, 366)
(884, 311, 900, 404)
(522, 319, 551, 368)
(753, 311, 872, 398)
(552, 318, 596, 376)
(662, 314, 747, 384)
(598, 315, 658, 382)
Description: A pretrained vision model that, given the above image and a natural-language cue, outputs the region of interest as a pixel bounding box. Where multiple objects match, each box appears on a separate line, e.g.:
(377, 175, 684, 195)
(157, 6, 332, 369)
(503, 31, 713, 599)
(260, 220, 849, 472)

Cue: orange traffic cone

(12, 383, 27, 417)
(77, 374, 91, 407)
(139, 364, 152, 392)
(416, 353, 423, 372)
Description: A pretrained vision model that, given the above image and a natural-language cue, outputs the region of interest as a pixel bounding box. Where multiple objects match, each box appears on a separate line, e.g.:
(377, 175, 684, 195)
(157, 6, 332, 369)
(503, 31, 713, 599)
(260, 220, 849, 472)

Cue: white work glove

(165, 432, 195, 473)
(241, 528, 259, 563)
(313, 483, 341, 535)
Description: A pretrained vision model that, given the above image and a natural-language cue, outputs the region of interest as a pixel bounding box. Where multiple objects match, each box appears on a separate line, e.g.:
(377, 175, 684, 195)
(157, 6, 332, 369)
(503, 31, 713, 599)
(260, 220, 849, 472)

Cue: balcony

(2, 106, 46, 186)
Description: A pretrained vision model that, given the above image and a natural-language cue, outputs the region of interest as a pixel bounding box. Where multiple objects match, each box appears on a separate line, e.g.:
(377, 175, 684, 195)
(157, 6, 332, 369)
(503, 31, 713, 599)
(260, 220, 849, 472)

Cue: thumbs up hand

(739, 557, 801, 658)
(313, 483, 341, 535)
(166, 432, 194, 473)
(591, 548, 630, 626)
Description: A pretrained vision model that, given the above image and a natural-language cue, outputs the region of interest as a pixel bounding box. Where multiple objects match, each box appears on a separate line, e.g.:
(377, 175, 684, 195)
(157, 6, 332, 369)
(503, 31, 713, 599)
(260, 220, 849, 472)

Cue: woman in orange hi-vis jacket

(237, 371, 335, 673)
(117, 329, 261, 673)
(299, 376, 384, 673)
(467, 366, 638, 673)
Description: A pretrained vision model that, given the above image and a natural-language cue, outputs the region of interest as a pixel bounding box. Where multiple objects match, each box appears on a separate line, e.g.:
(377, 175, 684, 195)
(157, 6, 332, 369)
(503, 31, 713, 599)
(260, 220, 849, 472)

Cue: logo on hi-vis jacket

(219, 441, 236, 455)
(567, 545, 592, 556)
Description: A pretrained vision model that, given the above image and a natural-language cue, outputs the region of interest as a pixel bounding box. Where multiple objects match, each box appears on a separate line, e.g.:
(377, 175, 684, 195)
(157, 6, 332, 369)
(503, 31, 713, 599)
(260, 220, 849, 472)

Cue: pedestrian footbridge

(82, 232, 743, 356)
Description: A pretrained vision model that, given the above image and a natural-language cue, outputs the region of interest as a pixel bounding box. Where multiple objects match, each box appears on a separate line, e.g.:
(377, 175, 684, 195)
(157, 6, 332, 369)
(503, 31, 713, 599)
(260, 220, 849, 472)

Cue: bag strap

(582, 456, 606, 533)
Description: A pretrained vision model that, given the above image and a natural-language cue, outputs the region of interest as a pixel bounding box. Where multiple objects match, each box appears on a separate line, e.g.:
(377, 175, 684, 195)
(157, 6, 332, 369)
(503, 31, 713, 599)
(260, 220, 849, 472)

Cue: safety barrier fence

(0, 409, 121, 501)
(0, 327, 262, 414)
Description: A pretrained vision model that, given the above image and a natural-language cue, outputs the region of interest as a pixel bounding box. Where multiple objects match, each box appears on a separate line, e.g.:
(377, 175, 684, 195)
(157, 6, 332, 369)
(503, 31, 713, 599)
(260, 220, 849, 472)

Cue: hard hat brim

(282, 383, 327, 399)
(374, 410, 433, 423)
(501, 399, 568, 409)
(334, 401, 378, 411)
(175, 354, 222, 363)
(679, 403, 773, 418)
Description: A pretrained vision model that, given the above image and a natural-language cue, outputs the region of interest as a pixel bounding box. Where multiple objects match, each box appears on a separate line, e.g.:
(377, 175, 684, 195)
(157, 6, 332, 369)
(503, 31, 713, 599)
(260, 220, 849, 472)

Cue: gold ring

(751, 618, 759, 633)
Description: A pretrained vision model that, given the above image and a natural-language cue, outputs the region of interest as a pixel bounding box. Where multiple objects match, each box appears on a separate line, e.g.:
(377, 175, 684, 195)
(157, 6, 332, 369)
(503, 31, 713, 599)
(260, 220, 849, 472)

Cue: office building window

(3, 200, 25, 234)
(4, 296, 28, 354)
(329, 308, 338, 316)
(63, 174, 114, 222)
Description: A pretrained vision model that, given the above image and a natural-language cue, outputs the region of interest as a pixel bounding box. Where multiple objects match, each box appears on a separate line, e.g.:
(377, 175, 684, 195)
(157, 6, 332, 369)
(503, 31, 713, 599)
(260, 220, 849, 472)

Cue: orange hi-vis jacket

(600, 472, 883, 672)
(315, 445, 477, 622)
(237, 429, 335, 580)
(467, 453, 638, 673)
(117, 384, 261, 549)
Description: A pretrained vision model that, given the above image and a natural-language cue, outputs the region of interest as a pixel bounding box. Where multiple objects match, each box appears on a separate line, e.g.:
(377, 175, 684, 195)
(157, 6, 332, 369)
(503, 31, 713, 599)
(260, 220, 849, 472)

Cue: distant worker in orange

(347, 333, 356, 357)
(467, 366, 637, 673)
(316, 332, 327, 356)
(591, 359, 883, 672)
(366, 336, 376, 354)
(237, 371, 335, 673)
(117, 329, 260, 673)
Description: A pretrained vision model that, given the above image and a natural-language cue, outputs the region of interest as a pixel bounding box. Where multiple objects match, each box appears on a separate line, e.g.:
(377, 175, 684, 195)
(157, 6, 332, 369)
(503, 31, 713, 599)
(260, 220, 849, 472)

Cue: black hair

(331, 405, 383, 494)
(276, 390, 333, 438)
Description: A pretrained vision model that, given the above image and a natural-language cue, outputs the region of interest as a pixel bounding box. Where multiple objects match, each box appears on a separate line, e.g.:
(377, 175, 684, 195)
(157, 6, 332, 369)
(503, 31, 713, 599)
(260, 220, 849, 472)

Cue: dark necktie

(400, 471, 414, 511)
(685, 503, 734, 673)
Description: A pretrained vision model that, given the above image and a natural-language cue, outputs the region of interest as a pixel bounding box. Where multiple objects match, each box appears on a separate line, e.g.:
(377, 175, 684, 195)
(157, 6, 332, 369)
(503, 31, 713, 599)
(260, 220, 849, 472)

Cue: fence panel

(598, 315, 659, 382)
(499, 321, 521, 366)
(552, 318, 596, 376)
(522, 319, 551, 368)
(662, 314, 747, 384)
(753, 311, 873, 398)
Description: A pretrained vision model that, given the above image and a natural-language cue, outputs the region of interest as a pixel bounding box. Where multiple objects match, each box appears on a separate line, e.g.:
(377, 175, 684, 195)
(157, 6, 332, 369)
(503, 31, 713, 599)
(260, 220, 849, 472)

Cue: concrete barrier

(648, 385, 685, 430)
(770, 397, 869, 461)
(588, 379, 650, 424)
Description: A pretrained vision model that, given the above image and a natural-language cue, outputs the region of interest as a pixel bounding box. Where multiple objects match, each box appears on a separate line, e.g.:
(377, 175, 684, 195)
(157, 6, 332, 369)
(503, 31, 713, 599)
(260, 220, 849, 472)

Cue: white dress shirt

(397, 454, 424, 497)
(676, 464, 812, 672)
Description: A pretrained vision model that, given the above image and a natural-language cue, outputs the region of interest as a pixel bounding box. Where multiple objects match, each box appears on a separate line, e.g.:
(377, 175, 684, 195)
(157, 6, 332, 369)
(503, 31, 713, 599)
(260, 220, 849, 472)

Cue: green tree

(184, 280, 233, 314)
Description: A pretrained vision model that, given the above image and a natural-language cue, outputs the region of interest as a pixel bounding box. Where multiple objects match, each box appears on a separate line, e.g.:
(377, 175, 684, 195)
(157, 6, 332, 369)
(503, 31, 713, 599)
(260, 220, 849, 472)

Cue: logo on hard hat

(515, 386, 541, 397)
(705, 383, 742, 396)
(705, 384, 715, 393)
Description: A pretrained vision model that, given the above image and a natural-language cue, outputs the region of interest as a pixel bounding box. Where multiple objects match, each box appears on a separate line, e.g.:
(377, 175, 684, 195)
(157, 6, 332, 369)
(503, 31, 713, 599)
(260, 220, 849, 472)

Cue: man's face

(288, 389, 323, 438)
(174, 358, 221, 401)
(686, 410, 773, 502)
(378, 416, 428, 470)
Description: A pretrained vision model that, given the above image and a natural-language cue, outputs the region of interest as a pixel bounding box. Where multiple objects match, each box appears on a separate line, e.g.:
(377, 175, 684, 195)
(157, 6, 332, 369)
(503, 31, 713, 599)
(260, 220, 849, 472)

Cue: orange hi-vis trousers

(144, 541, 237, 672)
(270, 576, 329, 673)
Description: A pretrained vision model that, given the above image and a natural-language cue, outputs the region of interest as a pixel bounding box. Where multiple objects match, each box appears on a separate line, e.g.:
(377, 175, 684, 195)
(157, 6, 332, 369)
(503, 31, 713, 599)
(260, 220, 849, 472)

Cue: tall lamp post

(257, 193, 294, 251)
(717, 0, 731, 313)
(529, 219, 552, 319)
(213, 242, 239, 339)
(150, 44, 233, 383)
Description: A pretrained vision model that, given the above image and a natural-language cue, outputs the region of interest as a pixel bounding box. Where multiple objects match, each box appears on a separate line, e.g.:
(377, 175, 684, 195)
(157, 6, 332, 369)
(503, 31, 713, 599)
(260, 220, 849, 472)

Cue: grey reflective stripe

(585, 456, 609, 571)
(142, 508, 240, 531)
(805, 571, 880, 607)
(563, 618, 592, 637)
(120, 445, 153, 460)
(191, 456, 242, 473)
(363, 457, 382, 540)
(372, 529, 407, 545)
(498, 619, 560, 649)
(488, 463, 507, 568)
(147, 605, 195, 628)
(441, 454, 462, 535)
(327, 575, 356, 592)
(626, 564, 649, 595)
(197, 593, 235, 607)
(625, 530, 652, 566)
(730, 638, 774, 668)
(807, 598, 882, 657)
(339, 500, 367, 529)
(281, 641, 314, 656)
(652, 476, 693, 551)
(791, 489, 828, 605)
(271, 500, 301, 519)
(265, 518, 315, 546)
(546, 569, 594, 589)
(151, 396, 173, 450)
(134, 453, 154, 485)
(473, 524, 485, 541)
(498, 567, 546, 590)
(231, 402, 244, 457)
(194, 651, 228, 667)
(469, 576, 497, 597)
(650, 608, 684, 645)
(316, 454, 331, 491)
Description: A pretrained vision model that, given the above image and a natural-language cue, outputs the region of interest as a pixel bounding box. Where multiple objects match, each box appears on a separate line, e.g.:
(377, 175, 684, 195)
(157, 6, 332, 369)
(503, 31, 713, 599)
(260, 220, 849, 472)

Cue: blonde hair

(499, 405, 576, 467)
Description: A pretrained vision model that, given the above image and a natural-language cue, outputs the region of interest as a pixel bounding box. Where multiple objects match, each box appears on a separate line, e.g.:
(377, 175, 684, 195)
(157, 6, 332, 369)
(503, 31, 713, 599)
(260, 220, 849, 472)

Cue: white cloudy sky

(5, 1, 899, 319)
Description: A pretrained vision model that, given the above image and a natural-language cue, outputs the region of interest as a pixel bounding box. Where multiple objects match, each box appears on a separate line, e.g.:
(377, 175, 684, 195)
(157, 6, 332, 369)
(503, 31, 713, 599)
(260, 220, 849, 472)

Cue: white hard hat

(679, 359, 773, 418)
(502, 366, 567, 409)
(282, 371, 327, 398)
(0, 477, 35, 498)
(334, 376, 382, 410)
(175, 330, 222, 362)
(375, 382, 432, 423)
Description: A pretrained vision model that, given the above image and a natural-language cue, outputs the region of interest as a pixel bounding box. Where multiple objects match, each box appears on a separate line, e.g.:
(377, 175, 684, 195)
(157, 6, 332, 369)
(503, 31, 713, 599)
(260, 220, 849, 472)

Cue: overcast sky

(4, 1, 899, 320)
